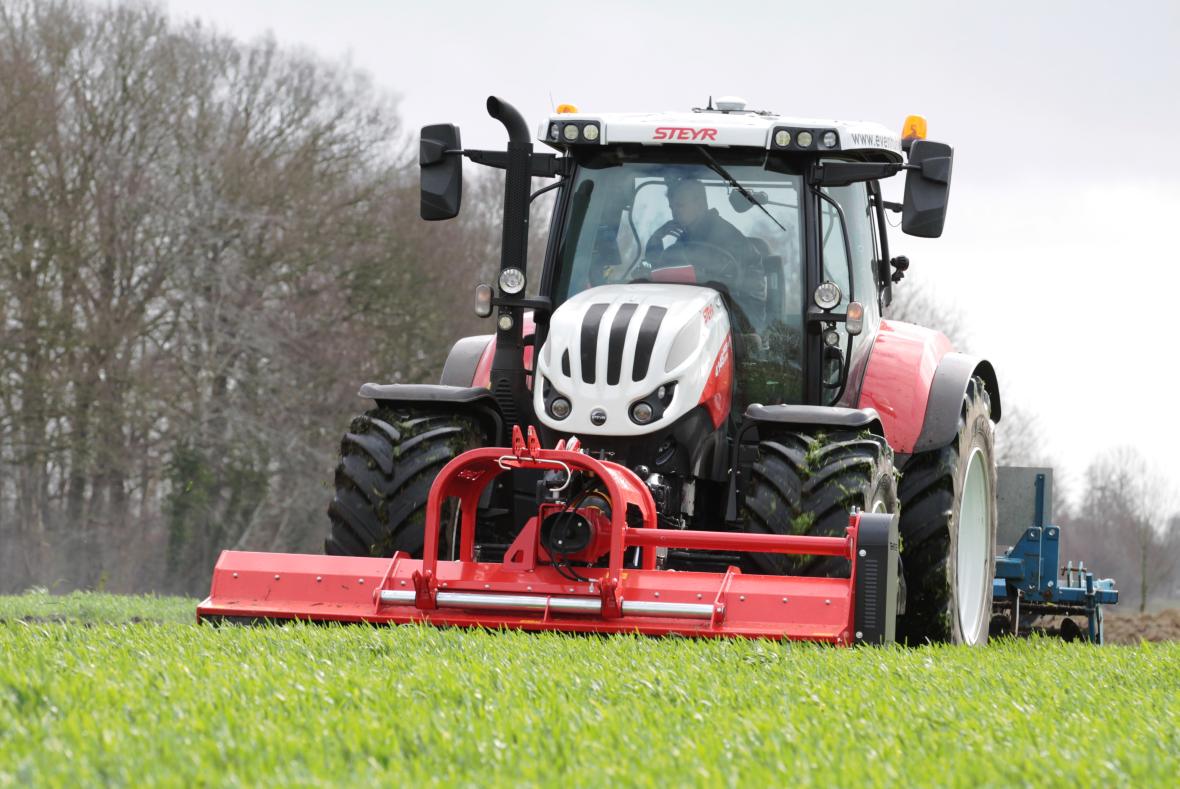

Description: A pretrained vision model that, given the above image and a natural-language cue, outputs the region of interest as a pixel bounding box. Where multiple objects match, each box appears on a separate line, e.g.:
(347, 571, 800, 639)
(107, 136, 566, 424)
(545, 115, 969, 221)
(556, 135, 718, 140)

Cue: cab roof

(539, 105, 904, 163)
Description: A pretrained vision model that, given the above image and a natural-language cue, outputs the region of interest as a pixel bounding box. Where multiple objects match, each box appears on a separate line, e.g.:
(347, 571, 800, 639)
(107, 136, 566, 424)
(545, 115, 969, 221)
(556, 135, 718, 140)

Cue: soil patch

(1103, 608, 1180, 644)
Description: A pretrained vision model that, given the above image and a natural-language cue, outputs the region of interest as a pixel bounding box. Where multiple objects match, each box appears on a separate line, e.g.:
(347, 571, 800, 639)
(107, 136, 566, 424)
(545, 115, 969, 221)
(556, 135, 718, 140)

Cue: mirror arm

(460, 149, 569, 178)
(809, 161, 907, 187)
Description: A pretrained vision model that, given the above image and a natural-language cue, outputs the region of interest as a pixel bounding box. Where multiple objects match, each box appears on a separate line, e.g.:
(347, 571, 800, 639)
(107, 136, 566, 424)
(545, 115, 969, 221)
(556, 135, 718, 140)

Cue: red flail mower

(199, 427, 899, 643)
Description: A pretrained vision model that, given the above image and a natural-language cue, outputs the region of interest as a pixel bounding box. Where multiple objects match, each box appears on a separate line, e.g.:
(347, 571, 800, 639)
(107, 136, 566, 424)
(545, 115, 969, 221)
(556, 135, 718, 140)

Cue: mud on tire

(743, 429, 897, 576)
(326, 408, 483, 558)
(897, 376, 997, 645)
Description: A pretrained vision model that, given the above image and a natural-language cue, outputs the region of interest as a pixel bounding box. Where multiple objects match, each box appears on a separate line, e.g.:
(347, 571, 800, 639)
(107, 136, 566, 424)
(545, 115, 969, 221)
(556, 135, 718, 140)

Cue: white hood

(535, 284, 732, 436)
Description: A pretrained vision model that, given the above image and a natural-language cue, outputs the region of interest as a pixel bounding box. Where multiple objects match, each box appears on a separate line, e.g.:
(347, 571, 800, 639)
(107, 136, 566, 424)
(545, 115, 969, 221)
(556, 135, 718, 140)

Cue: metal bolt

(1048, 581, 1054, 587)
(654, 592, 660, 598)
(739, 595, 746, 602)
(232, 573, 239, 579)
(441, 582, 448, 588)
(696, 593, 703, 599)
(782, 597, 788, 603)
(568, 587, 575, 593)
(316, 576, 322, 583)
(527, 586, 533, 592)
(858, 549, 867, 557)
(400, 580, 406, 586)
(274, 574, 280, 580)
(358, 578, 364, 584)
(824, 599, 831, 605)
(855, 631, 863, 639)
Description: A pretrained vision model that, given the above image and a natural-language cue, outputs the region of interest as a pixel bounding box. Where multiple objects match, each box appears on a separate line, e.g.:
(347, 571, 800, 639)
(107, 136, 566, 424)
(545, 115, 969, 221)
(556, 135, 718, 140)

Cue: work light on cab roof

(541, 99, 903, 158)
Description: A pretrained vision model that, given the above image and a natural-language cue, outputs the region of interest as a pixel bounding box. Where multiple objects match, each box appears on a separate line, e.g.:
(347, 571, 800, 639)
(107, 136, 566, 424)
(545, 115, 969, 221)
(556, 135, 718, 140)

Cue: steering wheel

(658, 241, 740, 285)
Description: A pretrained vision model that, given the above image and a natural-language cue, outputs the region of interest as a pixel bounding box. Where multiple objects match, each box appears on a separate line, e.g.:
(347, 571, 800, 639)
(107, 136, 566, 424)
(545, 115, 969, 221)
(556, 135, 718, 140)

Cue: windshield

(552, 153, 805, 405)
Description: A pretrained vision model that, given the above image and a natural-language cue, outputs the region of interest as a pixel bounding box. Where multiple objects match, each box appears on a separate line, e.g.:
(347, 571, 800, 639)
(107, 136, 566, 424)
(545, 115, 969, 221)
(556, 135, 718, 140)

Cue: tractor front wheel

(897, 376, 997, 645)
(325, 408, 483, 557)
(742, 429, 898, 577)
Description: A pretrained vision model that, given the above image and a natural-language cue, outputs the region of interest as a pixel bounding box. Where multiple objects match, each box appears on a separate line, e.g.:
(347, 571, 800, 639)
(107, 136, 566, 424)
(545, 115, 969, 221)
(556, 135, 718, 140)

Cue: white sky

(165, 0, 1180, 503)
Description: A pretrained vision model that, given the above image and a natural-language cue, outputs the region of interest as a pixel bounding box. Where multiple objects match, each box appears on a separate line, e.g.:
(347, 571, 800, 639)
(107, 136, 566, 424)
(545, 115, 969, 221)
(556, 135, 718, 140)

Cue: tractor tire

(325, 407, 483, 558)
(743, 429, 897, 576)
(897, 376, 997, 646)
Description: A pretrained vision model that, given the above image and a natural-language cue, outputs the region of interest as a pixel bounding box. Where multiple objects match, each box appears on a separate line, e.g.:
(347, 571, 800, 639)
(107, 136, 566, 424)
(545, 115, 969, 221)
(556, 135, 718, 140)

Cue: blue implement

(992, 471, 1118, 642)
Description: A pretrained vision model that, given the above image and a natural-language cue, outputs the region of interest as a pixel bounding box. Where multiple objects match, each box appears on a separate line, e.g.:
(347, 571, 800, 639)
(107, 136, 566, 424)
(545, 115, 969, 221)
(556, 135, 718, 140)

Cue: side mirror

(420, 124, 462, 221)
(901, 140, 953, 238)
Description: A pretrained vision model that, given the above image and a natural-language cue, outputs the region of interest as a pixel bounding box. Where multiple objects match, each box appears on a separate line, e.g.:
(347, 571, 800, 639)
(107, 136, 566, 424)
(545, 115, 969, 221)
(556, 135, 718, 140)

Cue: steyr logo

(653, 127, 718, 142)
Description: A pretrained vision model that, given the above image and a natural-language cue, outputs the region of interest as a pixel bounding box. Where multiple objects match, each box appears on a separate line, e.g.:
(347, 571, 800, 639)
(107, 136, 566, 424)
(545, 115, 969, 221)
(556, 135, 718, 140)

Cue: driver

(645, 177, 765, 318)
(646, 179, 755, 273)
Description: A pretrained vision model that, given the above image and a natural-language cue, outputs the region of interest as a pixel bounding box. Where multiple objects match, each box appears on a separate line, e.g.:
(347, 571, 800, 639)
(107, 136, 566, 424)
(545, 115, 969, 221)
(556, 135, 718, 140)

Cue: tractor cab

(420, 98, 953, 430)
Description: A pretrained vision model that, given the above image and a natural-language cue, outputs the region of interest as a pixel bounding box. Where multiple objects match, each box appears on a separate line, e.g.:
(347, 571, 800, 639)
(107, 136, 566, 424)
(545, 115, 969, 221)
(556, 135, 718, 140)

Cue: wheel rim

(957, 447, 991, 644)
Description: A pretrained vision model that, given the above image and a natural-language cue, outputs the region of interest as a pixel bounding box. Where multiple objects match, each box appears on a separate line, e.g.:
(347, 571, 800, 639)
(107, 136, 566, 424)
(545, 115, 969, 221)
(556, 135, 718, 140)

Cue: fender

(911, 352, 1001, 454)
(856, 320, 1001, 456)
(440, 335, 493, 386)
(744, 404, 884, 436)
(357, 383, 504, 442)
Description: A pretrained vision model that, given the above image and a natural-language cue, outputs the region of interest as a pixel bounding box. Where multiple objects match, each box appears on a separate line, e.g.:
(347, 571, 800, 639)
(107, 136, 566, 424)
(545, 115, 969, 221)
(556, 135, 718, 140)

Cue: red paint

(650, 265, 697, 284)
(856, 319, 953, 454)
(197, 426, 862, 642)
(698, 336, 733, 428)
(471, 312, 535, 388)
(652, 127, 718, 142)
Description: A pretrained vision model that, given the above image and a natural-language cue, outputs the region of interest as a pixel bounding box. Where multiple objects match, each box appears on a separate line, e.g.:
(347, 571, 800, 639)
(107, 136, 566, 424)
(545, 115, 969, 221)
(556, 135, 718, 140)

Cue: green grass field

(1, 592, 1177, 787)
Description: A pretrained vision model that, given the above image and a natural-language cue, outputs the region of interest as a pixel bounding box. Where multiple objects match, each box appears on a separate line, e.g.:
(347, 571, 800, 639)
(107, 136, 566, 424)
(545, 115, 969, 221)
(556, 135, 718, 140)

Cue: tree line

(0, 1, 503, 593)
(1, 1, 1176, 607)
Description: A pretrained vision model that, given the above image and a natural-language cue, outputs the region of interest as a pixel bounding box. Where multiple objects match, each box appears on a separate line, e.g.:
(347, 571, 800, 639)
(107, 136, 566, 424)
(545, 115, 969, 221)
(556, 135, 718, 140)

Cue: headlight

(498, 267, 525, 295)
(814, 281, 842, 310)
(796, 130, 813, 148)
(550, 397, 571, 420)
(562, 124, 579, 142)
(583, 124, 599, 142)
(630, 402, 654, 425)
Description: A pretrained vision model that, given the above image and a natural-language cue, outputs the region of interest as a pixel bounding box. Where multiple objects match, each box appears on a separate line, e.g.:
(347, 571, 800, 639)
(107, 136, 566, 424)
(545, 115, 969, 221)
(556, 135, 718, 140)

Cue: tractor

(315, 95, 1000, 645)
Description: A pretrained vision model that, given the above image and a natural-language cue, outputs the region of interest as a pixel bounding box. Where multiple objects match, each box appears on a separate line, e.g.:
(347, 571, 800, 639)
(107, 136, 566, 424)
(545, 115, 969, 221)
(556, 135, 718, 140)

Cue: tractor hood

(535, 284, 732, 436)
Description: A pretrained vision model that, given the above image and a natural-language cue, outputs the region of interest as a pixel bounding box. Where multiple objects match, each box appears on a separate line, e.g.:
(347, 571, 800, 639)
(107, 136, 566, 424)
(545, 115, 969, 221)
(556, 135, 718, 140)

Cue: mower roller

(199, 94, 1118, 644)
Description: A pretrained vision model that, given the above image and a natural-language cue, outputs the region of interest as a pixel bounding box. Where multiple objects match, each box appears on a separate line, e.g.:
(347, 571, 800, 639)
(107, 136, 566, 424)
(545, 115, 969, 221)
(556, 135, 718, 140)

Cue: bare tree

(1064, 448, 1179, 612)
(0, 1, 505, 594)
(886, 279, 971, 350)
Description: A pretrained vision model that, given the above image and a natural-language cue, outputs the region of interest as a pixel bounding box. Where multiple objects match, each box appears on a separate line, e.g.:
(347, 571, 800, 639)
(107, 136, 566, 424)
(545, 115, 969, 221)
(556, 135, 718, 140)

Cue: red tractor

(310, 96, 1000, 645)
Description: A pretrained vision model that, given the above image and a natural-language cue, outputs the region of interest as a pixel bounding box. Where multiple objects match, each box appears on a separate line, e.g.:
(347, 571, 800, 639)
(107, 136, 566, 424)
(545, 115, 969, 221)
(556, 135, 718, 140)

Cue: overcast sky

(165, 0, 1180, 504)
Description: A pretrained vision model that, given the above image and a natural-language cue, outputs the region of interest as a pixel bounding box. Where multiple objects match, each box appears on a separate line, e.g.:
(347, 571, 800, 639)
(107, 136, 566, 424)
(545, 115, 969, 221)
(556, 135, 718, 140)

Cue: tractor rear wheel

(325, 408, 483, 557)
(897, 376, 997, 645)
(742, 429, 897, 576)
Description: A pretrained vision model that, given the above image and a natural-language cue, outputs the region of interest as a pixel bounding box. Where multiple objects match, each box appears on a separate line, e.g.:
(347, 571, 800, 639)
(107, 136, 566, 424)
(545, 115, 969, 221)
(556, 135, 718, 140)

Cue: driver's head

(668, 178, 708, 227)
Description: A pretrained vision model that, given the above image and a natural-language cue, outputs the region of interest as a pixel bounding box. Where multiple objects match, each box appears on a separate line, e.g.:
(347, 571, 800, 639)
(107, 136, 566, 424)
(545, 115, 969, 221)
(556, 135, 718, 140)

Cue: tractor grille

(578, 303, 666, 384)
